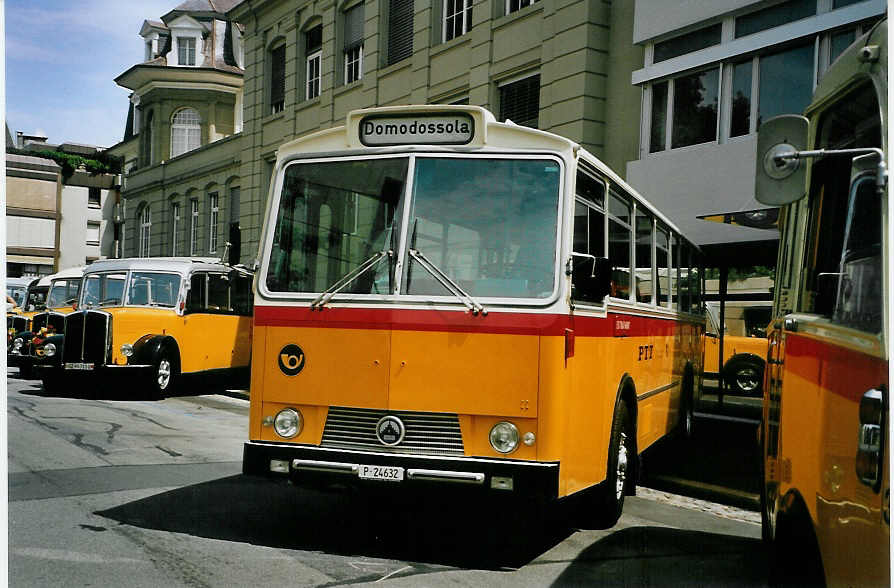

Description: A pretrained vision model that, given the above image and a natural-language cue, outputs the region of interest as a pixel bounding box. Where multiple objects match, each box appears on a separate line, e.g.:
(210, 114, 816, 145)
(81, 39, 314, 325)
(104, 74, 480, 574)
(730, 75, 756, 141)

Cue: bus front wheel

(591, 400, 633, 529)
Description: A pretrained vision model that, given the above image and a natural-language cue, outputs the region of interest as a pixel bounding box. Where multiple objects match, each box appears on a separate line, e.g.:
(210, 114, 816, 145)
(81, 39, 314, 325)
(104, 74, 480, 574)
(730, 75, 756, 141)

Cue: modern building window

(443, 0, 472, 42)
(653, 23, 721, 63)
(139, 205, 151, 258)
(190, 199, 200, 255)
(830, 28, 857, 63)
(387, 0, 414, 66)
(305, 25, 322, 100)
(833, 0, 867, 7)
(498, 74, 540, 128)
(506, 0, 538, 15)
(86, 222, 101, 246)
(171, 202, 181, 256)
(671, 67, 719, 149)
(649, 80, 668, 152)
(269, 42, 286, 113)
(177, 37, 196, 65)
(735, 0, 816, 38)
(730, 60, 752, 138)
(208, 192, 220, 254)
(88, 187, 102, 208)
(344, 3, 364, 84)
(170, 108, 201, 157)
(757, 42, 813, 127)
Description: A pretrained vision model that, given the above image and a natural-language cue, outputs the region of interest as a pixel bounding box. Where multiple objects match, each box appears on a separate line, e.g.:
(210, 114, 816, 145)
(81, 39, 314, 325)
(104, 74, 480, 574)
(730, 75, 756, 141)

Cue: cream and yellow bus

(243, 105, 704, 527)
(756, 20, 888, 587)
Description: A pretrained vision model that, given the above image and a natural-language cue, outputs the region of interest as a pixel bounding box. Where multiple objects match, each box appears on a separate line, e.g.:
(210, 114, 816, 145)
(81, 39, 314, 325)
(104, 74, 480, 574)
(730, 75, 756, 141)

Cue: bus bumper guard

(243, 441, 560, 499)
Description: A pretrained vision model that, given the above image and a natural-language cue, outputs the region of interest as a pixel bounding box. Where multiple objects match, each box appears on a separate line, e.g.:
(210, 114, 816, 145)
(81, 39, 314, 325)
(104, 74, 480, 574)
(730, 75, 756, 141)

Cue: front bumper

(8, 352, 31, 368)
(243, 441, 560, 500)
(35, 363, 154, 381)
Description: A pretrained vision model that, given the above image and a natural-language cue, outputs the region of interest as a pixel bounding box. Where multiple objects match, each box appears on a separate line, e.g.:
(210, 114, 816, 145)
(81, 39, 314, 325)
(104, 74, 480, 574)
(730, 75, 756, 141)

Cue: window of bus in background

(608, 187, 633, 301)
(46, 280, 81, 308)
(266, 158, 407, 295)
(688, 248, 703, 313)
(571, 170, 606, 304)
(656, 226, 671, 307)
(405, 157, 560, 299)
(635, 206, 654, 304)
(208, 274, 231, 312)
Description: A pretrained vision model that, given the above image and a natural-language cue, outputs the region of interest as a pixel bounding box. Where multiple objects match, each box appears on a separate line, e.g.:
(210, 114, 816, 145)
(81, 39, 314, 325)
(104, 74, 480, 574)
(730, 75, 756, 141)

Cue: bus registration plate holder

(358, 464, 404, 482)
(65, 362, 94, 370)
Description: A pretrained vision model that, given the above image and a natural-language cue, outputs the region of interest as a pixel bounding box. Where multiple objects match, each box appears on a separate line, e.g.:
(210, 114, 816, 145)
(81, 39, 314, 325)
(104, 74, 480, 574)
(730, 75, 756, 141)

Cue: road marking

(377, 565, 413, 582)
(12, 547, 145, 564)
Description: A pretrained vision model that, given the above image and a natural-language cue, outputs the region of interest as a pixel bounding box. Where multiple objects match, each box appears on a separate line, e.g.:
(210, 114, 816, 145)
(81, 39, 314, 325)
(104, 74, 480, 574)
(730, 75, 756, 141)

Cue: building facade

(110, 0, 246, 263)
(227, 0, 642, 267)
(6, 134, 118, 278)
(625, 0, 885, 248)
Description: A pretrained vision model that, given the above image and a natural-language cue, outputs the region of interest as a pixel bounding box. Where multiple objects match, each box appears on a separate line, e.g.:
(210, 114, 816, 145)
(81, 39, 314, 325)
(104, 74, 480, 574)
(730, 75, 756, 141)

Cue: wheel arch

(614, 373, 639, 493)
(133, 334, 181, 372)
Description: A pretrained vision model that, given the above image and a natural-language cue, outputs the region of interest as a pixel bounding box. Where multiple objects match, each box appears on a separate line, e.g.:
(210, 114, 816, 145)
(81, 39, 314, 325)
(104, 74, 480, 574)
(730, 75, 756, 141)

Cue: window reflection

(758, 43, 813, 127)
(672, 67, 718, 148)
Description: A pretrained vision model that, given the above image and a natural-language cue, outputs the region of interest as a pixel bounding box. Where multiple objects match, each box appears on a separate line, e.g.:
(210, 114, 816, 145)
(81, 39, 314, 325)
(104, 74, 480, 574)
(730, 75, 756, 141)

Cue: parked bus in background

(242, 104, 705, 529)
(756, 20, 888, 587)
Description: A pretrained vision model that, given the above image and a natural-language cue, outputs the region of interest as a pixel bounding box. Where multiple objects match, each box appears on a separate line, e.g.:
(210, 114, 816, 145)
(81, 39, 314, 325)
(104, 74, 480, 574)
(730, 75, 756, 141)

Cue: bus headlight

(13, 337, 23, 351)
(274, 408, 302, 439)
(120, 343, 134, 357)
(489, 421, 519, 454)
(44, 343, 57, 358)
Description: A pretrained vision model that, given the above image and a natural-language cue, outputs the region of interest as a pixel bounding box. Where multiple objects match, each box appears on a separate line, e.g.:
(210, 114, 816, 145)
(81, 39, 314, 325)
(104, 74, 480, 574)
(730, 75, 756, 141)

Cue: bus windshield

(46, 279, 81, 308)
(81, 273, 127, 308)
(266, 155, 561, 300)
(124, 272, 181, 307)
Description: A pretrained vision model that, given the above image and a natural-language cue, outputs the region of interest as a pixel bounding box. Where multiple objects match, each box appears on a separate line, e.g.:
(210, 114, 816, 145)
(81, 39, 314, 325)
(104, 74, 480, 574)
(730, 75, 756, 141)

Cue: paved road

(7, 371, 768, 587)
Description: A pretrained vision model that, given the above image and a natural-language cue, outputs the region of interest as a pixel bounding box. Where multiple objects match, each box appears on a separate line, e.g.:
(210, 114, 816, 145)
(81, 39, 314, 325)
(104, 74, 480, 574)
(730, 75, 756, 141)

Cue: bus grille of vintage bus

(32, 312, 65, 334)
(63, 311, 112, 365)
(321, 407, 465, 455)
(9, 316, 28, 333)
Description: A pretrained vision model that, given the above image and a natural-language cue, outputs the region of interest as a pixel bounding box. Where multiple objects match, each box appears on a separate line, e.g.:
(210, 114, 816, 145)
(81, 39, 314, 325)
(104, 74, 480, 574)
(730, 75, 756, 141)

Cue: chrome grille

(321, 407, 465, 455)
(63, 310, 111, 365)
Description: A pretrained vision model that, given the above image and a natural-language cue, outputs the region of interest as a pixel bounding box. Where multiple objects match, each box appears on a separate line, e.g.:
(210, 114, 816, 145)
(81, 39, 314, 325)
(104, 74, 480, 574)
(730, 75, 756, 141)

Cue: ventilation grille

(321, 406, 465, 456)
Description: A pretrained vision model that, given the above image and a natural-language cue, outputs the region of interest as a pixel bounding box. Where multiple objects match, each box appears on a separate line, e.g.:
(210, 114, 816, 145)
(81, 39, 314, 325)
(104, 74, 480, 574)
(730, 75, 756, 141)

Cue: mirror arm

(775, 147, 887, 192)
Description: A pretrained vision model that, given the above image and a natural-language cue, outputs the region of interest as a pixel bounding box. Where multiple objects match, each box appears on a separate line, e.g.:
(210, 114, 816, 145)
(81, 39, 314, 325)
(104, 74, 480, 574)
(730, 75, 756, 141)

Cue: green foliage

(6, 147, 123, 183)
(705, 265, 775, 281)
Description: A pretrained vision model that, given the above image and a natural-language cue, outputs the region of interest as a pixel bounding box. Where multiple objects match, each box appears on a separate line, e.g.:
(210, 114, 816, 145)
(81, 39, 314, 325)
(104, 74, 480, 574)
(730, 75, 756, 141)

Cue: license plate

(357, 464, 404, 482)
(65, 362, 94, 370)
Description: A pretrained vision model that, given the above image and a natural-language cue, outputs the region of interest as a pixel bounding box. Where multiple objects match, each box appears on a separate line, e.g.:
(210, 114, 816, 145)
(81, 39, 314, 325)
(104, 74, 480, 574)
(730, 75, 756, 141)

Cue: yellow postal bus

(756, 20, 889, 587)
(244, 105, 704, 526)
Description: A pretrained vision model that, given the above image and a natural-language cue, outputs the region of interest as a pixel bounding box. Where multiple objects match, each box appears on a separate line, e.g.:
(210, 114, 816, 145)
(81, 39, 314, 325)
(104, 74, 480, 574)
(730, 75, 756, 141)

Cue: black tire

(19, 363, 33, 379)
(148, 349, 179, 399)
(591, 400, 634, 529)
(679, 369, 695, 439)
(769, 508, 826, 587)
(41, 375, 57, 394)
(724, 357, 764, 396)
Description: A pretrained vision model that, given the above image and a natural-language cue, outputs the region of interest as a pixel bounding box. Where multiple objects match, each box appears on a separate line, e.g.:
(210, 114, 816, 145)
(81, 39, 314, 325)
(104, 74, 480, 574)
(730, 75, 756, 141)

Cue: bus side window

(571, 170, 606, 304)
(232, 273, 253, 316)
(832, 174, 882, 333)
(608, 187, 632, 301)
(207, 274, 231, 312)
(186, 273, 207, 313)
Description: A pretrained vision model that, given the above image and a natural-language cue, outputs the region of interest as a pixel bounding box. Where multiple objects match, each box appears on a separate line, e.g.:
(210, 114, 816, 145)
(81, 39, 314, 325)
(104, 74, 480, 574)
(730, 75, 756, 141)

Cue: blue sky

(6, 0, 178, 149)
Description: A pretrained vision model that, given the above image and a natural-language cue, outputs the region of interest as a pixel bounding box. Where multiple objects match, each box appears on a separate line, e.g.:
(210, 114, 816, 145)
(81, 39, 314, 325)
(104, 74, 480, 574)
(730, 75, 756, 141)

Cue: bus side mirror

(755, 115, 809, 206)
(568, 255, 612, 302)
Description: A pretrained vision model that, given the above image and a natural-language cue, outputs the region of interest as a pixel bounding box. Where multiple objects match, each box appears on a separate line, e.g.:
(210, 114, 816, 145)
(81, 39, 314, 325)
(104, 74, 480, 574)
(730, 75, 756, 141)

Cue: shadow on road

(552, 526, 767, 587)
(96, 474, 572, 570)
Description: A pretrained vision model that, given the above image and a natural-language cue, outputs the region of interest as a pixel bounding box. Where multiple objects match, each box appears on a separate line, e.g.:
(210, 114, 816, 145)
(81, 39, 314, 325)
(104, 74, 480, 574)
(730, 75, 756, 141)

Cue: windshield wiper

(310, 249, 392, 310)
(408, 249, 487, 316)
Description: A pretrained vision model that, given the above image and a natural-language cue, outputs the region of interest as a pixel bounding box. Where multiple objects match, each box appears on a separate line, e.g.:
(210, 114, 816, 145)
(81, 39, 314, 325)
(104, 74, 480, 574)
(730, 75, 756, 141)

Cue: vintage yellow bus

(243, 105, 705, 526)
(35, 257, 254, 398)
(756, 20, 888, 587)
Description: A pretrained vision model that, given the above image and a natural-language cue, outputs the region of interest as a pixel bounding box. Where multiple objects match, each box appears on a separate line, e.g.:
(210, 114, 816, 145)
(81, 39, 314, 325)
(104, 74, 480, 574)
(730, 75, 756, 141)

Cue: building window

(735, 0, 816, 39)
(730, 61, 752, 138)
(344, 4, 364, 84)
(269, 42, 286, 113)
(171, 108, 201, 158)
(305, 25, 322, 100)
(171, 202, 181, 256)
(653, 23, 721, 63)
(649, 67, 719, 151)
(139, 205, 151, 258)
(190, 199, 200, 255)
(387, 0, 413, 66)
(757, 42, 813, 128)
(86, 222, 101, 246)
(830, 28, 857, 64)
(178, 37, 196, 65)
(88, 187, 101, 208)
(208, 192, 219, 254)
(506, 0, 538, 15)
(443, 0, 472, 42)
(498, 74, 540, 128)
(141, 110, 154, 167)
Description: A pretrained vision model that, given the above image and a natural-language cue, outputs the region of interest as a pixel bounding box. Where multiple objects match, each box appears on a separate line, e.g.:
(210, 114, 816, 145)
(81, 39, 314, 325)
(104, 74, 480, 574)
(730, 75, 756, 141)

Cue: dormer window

(178, 37, 196, 65)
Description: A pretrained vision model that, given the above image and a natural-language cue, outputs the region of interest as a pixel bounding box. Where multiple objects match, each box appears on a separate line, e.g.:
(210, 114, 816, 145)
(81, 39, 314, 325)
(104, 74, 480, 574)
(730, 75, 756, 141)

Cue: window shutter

(344, 4, 365, 50)
(387, 0, 413, 65)
(499, 74, 540, 128)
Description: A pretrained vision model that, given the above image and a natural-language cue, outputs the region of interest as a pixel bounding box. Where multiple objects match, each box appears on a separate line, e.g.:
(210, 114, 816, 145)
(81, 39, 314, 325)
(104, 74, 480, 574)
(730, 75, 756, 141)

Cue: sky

(6, 0, 180, 149)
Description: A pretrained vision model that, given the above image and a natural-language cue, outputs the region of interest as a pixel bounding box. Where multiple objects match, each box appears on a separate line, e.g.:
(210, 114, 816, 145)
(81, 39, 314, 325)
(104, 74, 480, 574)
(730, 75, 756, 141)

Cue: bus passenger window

(657, 227, 670, 307)
(635, 207, 654, 304)
(186, 274, 207, 312)
(608, 189, 632, 301)
(571, 171, 607, 304)
(208, 274, 231, 312)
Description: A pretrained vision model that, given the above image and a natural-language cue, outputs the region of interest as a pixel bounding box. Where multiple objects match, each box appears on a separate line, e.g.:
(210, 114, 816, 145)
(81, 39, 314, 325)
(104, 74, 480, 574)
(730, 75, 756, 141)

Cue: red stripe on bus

(254, 306, 695, 337)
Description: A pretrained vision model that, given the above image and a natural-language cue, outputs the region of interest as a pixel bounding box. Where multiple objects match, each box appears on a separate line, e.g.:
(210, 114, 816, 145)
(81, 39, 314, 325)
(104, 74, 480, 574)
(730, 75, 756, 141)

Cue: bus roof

(82, 257, 245, 277)
(47, 266, 86, 282)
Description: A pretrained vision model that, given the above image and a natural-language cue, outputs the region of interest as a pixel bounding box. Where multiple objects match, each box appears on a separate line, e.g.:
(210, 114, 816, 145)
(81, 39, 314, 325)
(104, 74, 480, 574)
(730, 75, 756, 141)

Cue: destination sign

(359, 114, 474, 146)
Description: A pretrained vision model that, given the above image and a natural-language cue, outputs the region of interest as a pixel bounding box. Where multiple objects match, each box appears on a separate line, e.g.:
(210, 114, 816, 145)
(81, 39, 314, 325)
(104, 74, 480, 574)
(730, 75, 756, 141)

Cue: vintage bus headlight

(120, 343, 134, 357)
(13, 337, 24, 351)
(489, 421, 519, 454)
(274, 408, 302, 439)
(44, 343, 57, 357)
